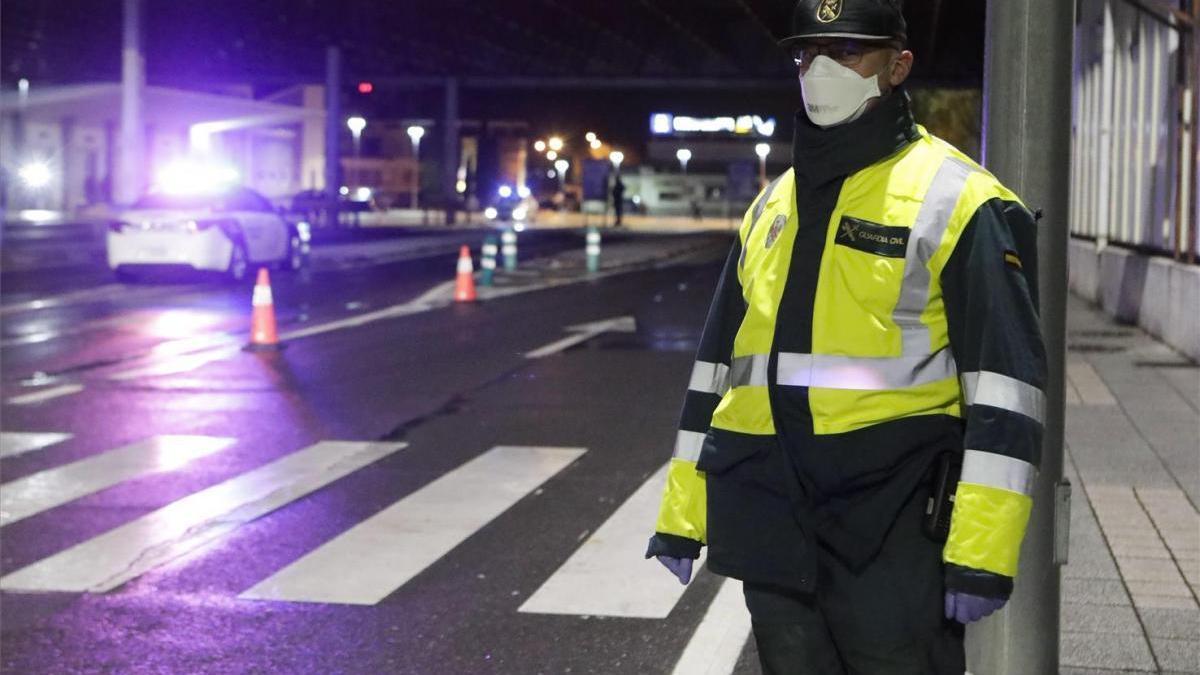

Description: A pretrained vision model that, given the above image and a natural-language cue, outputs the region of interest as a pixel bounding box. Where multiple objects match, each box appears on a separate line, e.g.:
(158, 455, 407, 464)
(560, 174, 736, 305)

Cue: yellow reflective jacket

(647, 91, 1046, 597)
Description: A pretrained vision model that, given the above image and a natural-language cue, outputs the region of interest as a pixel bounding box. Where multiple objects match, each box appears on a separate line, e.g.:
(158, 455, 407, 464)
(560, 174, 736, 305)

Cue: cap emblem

(816, 0, 842, 23)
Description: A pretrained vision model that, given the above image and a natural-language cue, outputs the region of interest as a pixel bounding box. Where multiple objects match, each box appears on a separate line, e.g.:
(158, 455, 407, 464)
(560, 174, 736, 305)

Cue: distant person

(612, 175, 625, 227)
(689, 199, 703, 221)
(646, 1, 1046, 673)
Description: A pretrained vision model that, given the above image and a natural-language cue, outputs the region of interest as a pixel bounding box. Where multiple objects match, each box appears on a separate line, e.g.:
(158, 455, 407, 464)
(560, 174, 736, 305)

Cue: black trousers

(742, 487, 965, 675)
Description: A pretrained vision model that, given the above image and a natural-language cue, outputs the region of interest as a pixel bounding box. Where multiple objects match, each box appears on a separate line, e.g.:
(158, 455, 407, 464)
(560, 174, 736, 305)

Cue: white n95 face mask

(799, 55, 883, 128)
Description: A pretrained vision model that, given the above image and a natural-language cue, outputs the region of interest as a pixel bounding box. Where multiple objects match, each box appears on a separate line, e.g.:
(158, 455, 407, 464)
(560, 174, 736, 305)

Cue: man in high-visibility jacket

(645, 0, 1047, 672)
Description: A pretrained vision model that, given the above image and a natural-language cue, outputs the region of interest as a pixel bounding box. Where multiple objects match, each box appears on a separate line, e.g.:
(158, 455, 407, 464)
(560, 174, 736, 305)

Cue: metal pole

(116, 0, 145, 204)
(442, 77, 459, 226)
(324, 47, 341, 229)
(1188, 0, 1198, 264)
(412, 138, 421, 210)
(971, 0, 1073, 672)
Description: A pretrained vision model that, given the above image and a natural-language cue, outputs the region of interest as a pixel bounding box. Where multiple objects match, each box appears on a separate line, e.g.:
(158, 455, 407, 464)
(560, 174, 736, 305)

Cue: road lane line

(525, 316, 637, 359)
(0, 432, 73, 458)
(518, 462, 707, 618)
(92, 242, 721, 381)
(107, 346, 241, 380)
(240, 445, 585, 605)
(0, 283, 180, 317)
(6, 384, 84, 406)
(0, 441, 406, 593)
(0, 435, 235, 526)
(670, 578, 752, 675)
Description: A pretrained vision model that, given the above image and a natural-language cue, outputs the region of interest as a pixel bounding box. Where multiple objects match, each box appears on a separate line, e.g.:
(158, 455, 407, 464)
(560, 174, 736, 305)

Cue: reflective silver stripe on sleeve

(740, 175, 784, 270)
(960, 371, 1046, 424)
(960, 449, 1036, 496)
(891, 157, 974, 356)
(673, 430, 707, 462)
(688, 361, 731, 396)
(729, 354, 770, 388)
(776, 348, 956, 390)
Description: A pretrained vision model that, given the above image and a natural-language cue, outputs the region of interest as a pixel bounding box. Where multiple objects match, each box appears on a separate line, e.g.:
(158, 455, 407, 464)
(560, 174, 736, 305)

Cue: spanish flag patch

(1003, 250, 1023, 270)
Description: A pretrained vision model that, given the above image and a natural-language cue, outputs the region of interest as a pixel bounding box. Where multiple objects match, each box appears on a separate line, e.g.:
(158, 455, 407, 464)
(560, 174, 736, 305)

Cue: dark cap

(779, 0, 907, 46)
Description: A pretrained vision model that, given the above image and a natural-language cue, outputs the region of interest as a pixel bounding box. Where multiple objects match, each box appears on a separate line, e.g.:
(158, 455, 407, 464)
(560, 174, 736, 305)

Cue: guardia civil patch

(764, 214, 787, 249)
(834, 215, 910, 258)
(817, 0, 842, 23)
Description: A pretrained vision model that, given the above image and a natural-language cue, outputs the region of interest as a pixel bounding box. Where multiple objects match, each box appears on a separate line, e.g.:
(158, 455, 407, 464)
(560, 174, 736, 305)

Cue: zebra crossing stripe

(0, 432, 72, 458)
(518, 462, 707, 619)
(6, 384, 84, 405)
(240, 445, 585, 605)
(0, 435, 234, 526)
(0, 441, 406, 593)
(670, 578, 752, 675)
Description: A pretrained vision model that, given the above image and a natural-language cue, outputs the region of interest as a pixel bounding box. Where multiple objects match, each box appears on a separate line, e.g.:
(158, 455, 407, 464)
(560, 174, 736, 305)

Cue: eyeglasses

(790, 40, 898, 69)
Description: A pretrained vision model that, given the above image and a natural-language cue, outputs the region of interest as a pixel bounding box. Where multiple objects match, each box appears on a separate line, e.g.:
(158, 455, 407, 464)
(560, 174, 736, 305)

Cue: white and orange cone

(245, 268, 282, 351)
(454, 245, 478, 303)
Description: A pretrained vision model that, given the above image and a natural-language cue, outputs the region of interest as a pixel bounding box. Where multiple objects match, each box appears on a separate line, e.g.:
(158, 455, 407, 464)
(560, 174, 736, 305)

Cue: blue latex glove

(656, 556, 693, 585)
(945, 591, 1007, 624)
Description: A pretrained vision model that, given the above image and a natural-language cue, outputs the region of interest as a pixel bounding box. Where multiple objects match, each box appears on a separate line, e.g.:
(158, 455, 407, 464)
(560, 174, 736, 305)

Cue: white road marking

(0, 314, 153, 349)
(0, 435, 234, 526)
(0, 441, 406, 593)
(524, 316, 637, 359)
(0, 432, 73, 458)
(94, 243, 713, 381)
(0, 284, 129, 316)
(108, 346, 241, 380)
(670, 577, 752, 675)
(6, 384, 84, 406)
(240, 445, 585, 605)
(518, 462, 707, 618)
(1066, 362, 1118, 406)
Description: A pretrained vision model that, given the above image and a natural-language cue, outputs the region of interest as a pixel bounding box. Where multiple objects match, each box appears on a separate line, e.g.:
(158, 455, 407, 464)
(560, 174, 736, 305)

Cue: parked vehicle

(107, 186, 307, 282)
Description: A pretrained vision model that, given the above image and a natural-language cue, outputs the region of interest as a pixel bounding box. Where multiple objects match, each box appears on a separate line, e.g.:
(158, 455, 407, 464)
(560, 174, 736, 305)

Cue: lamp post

(608, 151, 625, 228)
(347, 116, 366, 156)
(554, 158, 569, 209)
(676, 148, 692, 174)
(407, 125, 425, 210)
(755, 143, 771, 189)
(609, 150, 624, 172)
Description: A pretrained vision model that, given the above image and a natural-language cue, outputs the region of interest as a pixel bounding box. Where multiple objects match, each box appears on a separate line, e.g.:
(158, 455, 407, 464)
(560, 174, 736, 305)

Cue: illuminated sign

(650, 114, 776, 138)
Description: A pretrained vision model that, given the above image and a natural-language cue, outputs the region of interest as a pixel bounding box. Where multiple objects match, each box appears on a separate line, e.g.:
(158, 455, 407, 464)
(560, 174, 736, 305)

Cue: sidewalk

(1060, 294, 1199, 674)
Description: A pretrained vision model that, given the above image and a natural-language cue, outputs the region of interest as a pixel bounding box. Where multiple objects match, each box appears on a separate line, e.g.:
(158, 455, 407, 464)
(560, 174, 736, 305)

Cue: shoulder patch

(764, 214, 787, 249)
(835, 216, 909, 258)
(1003, 249, 1023, 270)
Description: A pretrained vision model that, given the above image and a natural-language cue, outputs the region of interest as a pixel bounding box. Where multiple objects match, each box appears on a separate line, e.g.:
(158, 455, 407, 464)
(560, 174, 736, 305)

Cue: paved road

(1, 226, 759, 673)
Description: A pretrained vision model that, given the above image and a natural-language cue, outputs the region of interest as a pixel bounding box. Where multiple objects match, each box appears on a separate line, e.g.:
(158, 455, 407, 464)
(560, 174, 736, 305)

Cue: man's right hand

(656, 556, 694, 585)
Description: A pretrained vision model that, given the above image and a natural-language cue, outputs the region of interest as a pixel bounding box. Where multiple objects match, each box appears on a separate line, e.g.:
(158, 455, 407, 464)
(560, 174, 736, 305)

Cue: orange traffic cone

(245, 268, 282, 351)
(454, 245, 477, 302)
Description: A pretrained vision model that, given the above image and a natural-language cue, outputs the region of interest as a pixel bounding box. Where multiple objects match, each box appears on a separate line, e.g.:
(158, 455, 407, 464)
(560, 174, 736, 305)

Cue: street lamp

(755, 143, 771, 189)
(609, 150, 624, 171)
(347, 116, 367, 156)
(407, 125, 425, 209)
(548, 136, 564, 152)
(554, 158, 569, 205)
(534, 139, 547, 153)
(546, 150, 558, 161)
(676, 148, 692, 174)
(585, 132, 597, 143)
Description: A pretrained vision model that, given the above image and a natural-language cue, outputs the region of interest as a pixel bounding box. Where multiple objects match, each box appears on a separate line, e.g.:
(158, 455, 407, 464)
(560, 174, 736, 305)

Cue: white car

(107, 187, 306, 281)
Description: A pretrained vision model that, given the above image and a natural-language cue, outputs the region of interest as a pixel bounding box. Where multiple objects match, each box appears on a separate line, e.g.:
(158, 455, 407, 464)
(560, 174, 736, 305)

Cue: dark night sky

(1, 1, 986, 148)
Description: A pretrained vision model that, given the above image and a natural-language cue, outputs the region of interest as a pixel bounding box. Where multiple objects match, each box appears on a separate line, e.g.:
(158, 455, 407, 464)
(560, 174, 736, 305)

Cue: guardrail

(1070, 0, 1198, 262)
